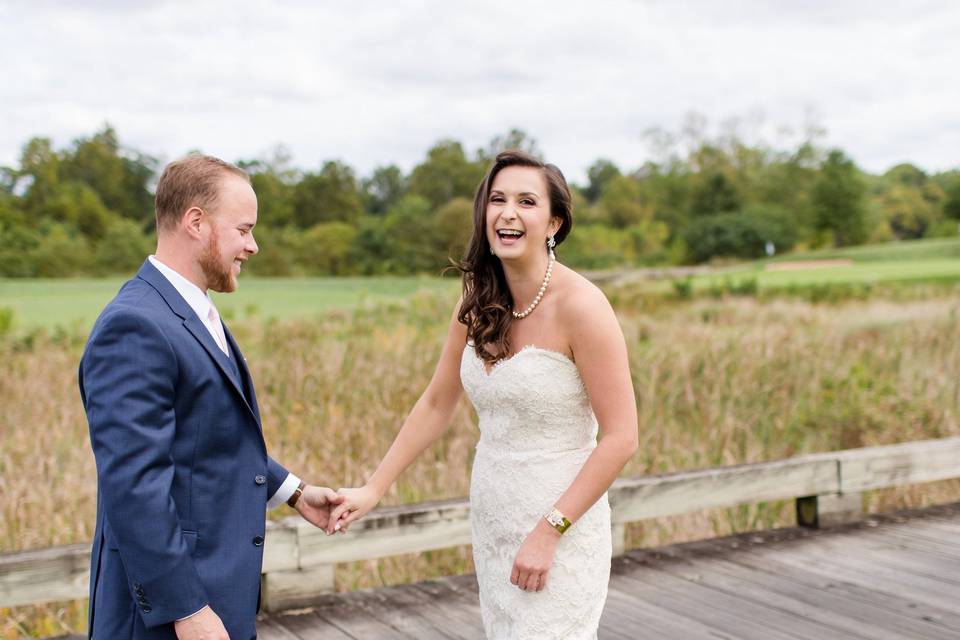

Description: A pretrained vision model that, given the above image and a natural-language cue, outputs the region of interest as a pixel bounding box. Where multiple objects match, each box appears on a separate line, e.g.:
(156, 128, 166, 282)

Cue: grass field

(4, 286, 960, 637)
(0, 275, 460, 331)
(693, 257, 960, 290)
(3, 237, 958, 332)
(3, 238, 960, 637)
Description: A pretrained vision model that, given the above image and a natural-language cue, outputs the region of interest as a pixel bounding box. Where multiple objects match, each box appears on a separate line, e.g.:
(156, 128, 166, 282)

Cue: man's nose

(248, 235, 259, 255)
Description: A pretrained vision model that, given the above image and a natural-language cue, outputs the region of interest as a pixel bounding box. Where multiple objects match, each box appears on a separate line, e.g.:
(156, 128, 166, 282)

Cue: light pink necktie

(207, 305, 230, 356)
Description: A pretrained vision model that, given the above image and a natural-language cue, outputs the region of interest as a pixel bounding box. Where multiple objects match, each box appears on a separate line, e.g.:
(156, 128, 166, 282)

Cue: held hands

(294, 485, 345, 531)
(325, 484, 382, 534)
(174, 605, 229, 640)
(510, 518, 561, 593)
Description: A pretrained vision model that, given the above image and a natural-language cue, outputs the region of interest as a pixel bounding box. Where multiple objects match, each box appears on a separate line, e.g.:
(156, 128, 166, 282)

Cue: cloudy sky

(1, 0, 957, 183)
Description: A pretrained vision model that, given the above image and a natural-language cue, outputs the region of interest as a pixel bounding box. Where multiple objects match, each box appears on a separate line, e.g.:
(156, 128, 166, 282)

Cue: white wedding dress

(460, 344, 611, 640)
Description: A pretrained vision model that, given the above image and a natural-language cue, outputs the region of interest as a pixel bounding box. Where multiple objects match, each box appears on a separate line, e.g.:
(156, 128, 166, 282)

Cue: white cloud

(0, 0, 957, 183)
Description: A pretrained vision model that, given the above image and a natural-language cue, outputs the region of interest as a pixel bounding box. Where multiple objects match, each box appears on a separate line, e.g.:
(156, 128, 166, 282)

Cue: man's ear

(182, 206, 205, 240)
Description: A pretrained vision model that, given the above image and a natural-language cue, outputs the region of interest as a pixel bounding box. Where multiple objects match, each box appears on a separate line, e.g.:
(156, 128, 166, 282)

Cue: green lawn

(3, 237, 959, 331)
(0, 276, 460, 331)
(694, 258, 960, 290)
(763, 236, 960, 264)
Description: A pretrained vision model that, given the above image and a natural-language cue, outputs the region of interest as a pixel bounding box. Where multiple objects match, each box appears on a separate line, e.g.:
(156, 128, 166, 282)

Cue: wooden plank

(296, 499, 472, 566)
(796, 532, 960, 587)
(351, 584, 480, 640)
(720, 550, 960, 635)
(601, 585, 736, 639)
(409, 578, 485, 632)
(258, 613, 352, 640)
(342, 587, 458, 639)
(679, 552, 950, 640)
(741, 540, 960, 612)
(839, 436, 960, 492)
(0, 542, 89, 607)
(279, 600, 408, 639)
(610, 556, 820, 640)
(655, 558, 884, 639)
(844, 526, 960, 561)
(609, 457, 838, 523)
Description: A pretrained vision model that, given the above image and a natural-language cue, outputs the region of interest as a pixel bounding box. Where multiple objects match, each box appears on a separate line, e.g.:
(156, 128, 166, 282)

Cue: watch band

(287, 481, 306, 508)
(544, 507, 572, 534)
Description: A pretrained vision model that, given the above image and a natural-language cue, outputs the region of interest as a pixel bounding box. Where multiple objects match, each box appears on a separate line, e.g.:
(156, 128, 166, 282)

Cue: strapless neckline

(463, 343, 576, 377)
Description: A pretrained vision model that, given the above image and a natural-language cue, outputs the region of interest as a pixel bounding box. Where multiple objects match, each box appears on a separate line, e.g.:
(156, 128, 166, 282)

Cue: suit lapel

(223, 323, 262, 426)
(136, 260, 259, 422)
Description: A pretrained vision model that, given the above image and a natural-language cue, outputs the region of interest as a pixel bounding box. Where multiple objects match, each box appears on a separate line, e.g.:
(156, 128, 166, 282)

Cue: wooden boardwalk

(257, 502, 960, 639)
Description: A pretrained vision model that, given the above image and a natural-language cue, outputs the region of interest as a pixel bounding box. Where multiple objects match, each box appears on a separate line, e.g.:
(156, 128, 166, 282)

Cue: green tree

(583, 159, 621, 203)
(18, 137, 61, 215)
(689, 171, 741, 217)
(60, 125, 157, 222)
(383, 195, 445, 273)
(300, 222, 358, 275)
(943, 173, 960, 222)
(238, 145, 298, 227)
(561, 225, 634, 270)
(244, 225, 301, 276)
(292, 161, 363, 227)
(0, 201, 39, 276)
(436, 197, 474, 261)
(31, 224, 93, 276)
(684, 205, 797, 262)
(95, 219, 153, 273)
(597, 175, 648, 229)
(811, 150, 867, 247)
(43, 182, 116, 240)
(408, 141, 484, 209)
(478, 129, 541, 164)
(362, 165, 406, 216)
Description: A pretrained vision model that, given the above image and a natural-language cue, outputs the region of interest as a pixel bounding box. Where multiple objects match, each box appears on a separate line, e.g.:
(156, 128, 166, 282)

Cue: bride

(328, 150, 638, 639)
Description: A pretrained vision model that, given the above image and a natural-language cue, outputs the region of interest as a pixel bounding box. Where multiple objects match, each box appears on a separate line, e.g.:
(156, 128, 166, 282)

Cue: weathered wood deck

(257, 501, 960, 639)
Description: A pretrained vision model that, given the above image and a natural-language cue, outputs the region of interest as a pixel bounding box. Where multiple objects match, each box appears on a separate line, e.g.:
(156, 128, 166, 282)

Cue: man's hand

(174, 605, 229, 640)
(294, 485, 345, 531)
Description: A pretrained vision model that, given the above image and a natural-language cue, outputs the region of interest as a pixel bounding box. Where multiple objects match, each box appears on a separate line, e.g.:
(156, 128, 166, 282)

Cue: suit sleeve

(266, 456, 292, 502)
(81, 309, 208, 627)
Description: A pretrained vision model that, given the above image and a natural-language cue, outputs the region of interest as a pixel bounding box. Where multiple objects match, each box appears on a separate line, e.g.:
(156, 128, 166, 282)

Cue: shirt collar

(148, 255, 216, 324)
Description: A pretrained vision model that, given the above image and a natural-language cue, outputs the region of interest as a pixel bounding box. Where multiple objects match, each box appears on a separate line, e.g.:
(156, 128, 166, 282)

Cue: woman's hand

(326, 484, 383, 534)
(510, 518, 561, 592)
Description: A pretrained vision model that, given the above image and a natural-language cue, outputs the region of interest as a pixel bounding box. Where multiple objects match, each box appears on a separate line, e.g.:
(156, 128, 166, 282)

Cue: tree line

(1, 123, 958, 277)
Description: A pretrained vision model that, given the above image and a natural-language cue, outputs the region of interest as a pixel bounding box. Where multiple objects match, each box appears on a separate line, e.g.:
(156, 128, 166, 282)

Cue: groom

(80, 154, 340, 640)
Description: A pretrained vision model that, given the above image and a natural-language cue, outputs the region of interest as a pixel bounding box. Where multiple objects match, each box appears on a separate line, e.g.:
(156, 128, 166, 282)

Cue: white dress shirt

(148, 256, 300, 510)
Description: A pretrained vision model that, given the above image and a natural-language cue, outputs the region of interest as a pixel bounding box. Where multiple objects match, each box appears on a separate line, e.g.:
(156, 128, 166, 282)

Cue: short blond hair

(154, 154, 249, 232)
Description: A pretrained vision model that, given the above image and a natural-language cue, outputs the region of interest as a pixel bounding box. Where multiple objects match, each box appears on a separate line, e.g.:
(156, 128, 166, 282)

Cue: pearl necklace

(512, 250, 555, 319)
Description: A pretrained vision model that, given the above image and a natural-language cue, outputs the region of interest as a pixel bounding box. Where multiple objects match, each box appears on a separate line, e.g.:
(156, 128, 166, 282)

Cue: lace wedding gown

(460, 344, 611, 640)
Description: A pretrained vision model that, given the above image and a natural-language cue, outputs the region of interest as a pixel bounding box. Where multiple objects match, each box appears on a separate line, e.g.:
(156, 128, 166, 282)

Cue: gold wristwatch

(544, 507, 572, 534)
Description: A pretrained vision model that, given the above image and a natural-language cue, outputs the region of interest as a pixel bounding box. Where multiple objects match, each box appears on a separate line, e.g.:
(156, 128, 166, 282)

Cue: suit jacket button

(142, 605, 152, 613)
(252, 535, 264, 546)
(254, 475, 266, 485)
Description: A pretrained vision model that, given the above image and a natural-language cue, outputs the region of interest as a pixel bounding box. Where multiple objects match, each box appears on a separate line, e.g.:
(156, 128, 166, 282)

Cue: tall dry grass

(2, 290, 960, 638)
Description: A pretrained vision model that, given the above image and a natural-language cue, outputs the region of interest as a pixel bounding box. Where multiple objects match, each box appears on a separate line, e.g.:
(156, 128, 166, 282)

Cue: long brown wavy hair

(456, 150, 573, 363)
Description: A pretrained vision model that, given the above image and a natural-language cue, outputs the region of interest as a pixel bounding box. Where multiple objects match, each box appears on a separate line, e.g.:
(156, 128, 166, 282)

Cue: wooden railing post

(796, 492, 863, 529)
(261, 564, 335, 612)
(611, 523, 627, 557)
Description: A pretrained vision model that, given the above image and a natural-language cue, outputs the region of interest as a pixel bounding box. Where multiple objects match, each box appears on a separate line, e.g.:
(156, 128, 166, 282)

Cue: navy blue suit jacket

(80, 260, 289, 640)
